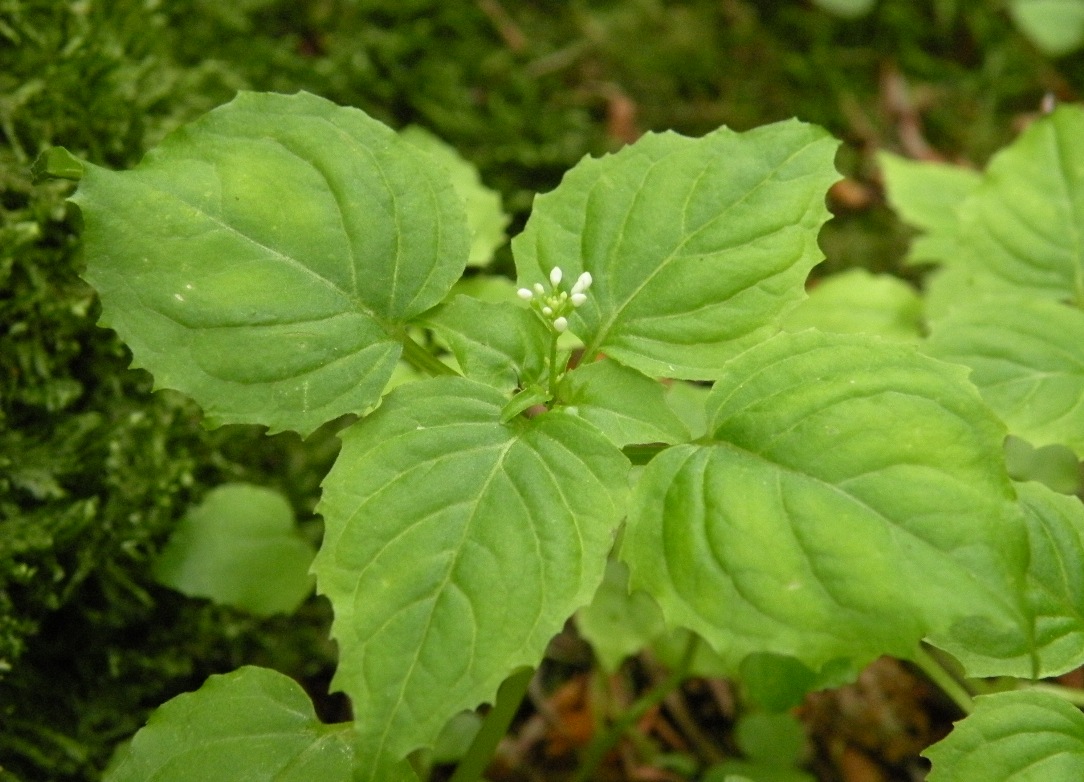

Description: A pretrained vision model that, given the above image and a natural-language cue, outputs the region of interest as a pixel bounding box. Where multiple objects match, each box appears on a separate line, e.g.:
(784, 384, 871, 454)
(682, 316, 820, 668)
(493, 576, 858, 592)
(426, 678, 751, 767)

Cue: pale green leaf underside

(73, 91, 470, 435)
(558, 358, 690, 448)
(105, 666, 354, 782)
(782, 268, 922, 341)
(956, 105, 1084, 301)
(926, 297, 1084, 456)
(152, 484, 315, 616)
(877, 152, 981, 265)
(622, 330, 1029, 674)
(576, 559, 666, 673)
(512, 120, 840, 379)
(313, 377, 628, 775)
(421, 296, 550, 394)
(400, 126, 509, 267)
(925, 690, 1084, 781)
(1010, 0, 1084, 55)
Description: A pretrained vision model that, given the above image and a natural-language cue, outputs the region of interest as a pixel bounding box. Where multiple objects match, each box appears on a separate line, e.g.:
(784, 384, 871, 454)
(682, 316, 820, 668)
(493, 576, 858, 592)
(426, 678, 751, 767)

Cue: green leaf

(878, 152, 980, 264)
(449, 274, 520, 304)
(925, 297, 1084, 456)
(925, 690, 1084, 781)
(738, 653, 855, 713)
(922, 265, 1024, 321)
(622, 330, 1029, 675)
(558, 358, 690, 448)
(577, 559, 666, 673)
(735, 712, 809, 768)
(955, 105, 1084, 302)
(105, 666, 355, 782)
(1005, 436, 1082, 495)
(513, 121, 840, 380)
(312, 377, 628, 776)
(31, 146, 84, 181)
(72, 91, 471, 435)
(652, 629, 733, 679)
(421, 295, 550, 394)
(782, 269, 922, 341)
(665, 381, 713, 440)
(1010, 0, 1084, 55)
(400, 126, 509, 267)
(1017, 481, 1084, 676)
(152, 484, 315, 616)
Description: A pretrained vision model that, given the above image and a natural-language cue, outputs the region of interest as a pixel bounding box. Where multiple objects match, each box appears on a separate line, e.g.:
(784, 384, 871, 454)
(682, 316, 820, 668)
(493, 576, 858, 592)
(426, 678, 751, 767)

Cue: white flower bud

(542, 306, 553, 316)
(533, 283, 545, 295)
(549, 266, 563, 287)
(571, 292, 587, 307)
(553, 316, 568, 332)
(517, 288, 534, 300)
(571, 271, 593, 294)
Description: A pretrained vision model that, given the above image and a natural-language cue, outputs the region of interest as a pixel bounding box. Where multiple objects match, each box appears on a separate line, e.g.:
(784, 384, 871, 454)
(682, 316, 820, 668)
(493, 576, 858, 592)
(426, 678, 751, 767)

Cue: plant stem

(548, 332, 560, 400)
(1021, 681, 1084, 707)
(911, 646, 974, 715)
(400, 332, 457, 377)
(448, 667, 534, 782)
(571, 634, 698, 782)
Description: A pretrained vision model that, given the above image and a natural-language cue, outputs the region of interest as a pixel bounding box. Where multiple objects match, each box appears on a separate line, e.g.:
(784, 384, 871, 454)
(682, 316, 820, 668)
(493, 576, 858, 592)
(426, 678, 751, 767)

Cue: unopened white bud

(550, 266, 563, 287)
(571, 292, 587, 307)
(542, 306, 553, 316)
(533, 283, 545, 295)
(553, 316, 568, 332)
(517, 288, 534, 300)
(571, 272, 593, 295)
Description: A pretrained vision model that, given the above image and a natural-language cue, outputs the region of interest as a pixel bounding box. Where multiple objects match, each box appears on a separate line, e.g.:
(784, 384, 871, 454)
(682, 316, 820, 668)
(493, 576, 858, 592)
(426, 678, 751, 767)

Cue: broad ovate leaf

(1010, 0, 1084, 55)
(400, 126, 509, 267)
(313, 377, 628, 776)
(925, 297, 1084, 456)
(420, 295, 550, 394)
(782, 268, 922, 341)
(105, 666, 354, 782)
(558, 358, 690, 448)
(622, 330, 1030, 675)
(878, 152, 980, 265)
(512, 121, 840, 380)
(152, 483, 315, 616)
(956, 105, 1084, 301)
(73, 91, 470, 435)
(925, 690, 1084, 781)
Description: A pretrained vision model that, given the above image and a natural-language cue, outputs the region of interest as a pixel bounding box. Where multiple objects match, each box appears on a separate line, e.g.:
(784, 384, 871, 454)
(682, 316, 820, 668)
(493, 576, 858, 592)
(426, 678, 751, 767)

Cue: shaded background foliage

(1, 0, 1081, 779)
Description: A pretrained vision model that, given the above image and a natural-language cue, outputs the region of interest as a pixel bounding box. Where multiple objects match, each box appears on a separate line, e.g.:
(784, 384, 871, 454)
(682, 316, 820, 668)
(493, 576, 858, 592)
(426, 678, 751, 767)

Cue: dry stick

(571, 635, 699, 782)
(662, 689, 726, 764)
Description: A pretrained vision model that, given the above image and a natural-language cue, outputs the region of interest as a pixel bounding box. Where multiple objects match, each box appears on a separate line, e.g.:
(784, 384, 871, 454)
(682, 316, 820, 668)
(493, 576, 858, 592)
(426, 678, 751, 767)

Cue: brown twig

(476, 0, 527, 53)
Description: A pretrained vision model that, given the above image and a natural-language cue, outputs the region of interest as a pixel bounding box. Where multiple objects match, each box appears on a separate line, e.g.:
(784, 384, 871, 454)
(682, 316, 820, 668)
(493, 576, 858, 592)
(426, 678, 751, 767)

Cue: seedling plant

(53, 91, 1084, 780)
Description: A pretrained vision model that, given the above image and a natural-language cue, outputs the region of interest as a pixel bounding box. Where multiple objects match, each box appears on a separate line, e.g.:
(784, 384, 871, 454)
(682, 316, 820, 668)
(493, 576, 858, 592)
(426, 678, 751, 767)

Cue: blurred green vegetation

(2, 0, 1081, 778)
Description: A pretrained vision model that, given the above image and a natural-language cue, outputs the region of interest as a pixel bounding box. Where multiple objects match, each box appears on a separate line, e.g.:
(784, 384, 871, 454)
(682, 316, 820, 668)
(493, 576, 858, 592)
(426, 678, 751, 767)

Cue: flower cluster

(517, 267, 592, 333)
